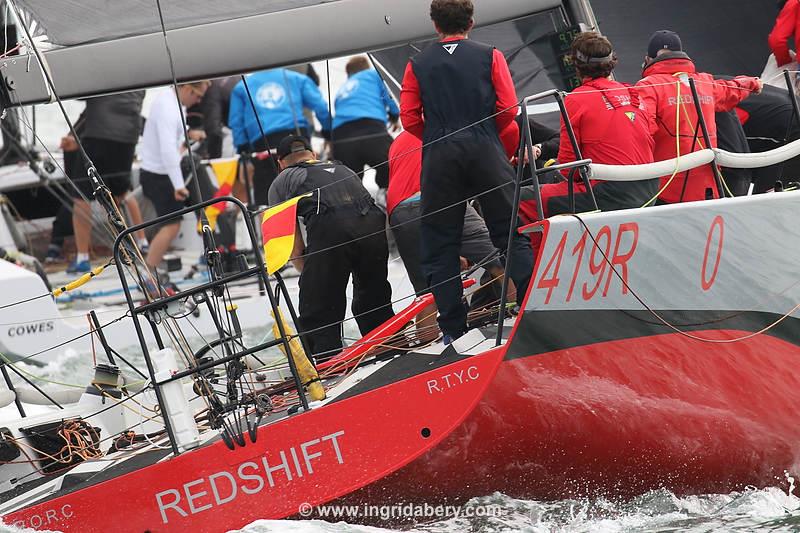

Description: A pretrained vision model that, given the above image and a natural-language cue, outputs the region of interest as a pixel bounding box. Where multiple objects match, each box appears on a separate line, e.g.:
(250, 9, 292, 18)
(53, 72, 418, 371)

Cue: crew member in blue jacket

(332, 56, 399, 193)
(228, 68, 332, 205)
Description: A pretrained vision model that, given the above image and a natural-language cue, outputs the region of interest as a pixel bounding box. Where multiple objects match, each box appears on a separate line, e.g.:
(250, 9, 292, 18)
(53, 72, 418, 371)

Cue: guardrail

(544, 70, 800, 185)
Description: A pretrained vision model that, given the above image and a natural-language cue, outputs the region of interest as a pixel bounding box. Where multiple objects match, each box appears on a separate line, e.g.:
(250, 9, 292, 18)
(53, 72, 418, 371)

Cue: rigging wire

(292, 174, 516, 263)
(252, 75, 765, 215)
(0, 75, 771, 349)
(8, 0, 112, 207)
(246, 76, 772, 267)
(281, 68, 302, 137)
(0, 291, 48, 309)
(326, 59, 334, 147)
(239, 74, 282, 185)
(283, 251, 507, 352)
(152, 0, 207, 227)
(641, 79, 684, 207)
(10, 98, 120, 249)
(0, 36, 783, 427)
(0, 255, 115, 311)
(0, 352, 84, 388)
(4, 28, 154, 298)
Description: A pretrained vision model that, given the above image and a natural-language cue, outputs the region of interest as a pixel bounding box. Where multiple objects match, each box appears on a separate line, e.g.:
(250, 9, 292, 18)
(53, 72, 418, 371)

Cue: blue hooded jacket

(332, 69, 400, 130)
(228, 69, 332, 148)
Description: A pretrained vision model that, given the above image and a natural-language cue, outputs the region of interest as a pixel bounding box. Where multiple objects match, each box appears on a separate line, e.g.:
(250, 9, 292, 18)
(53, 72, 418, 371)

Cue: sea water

(4, 488, 800, 532)
(233, 488, 800, 532)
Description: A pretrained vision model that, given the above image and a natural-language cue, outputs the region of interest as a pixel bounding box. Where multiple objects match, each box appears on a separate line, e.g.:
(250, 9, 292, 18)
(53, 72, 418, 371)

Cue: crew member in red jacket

(769, 0, 799, 68)
(518, 32, 656, 224)
(636, 30, 762, 203)
(399, 0, 532, 344)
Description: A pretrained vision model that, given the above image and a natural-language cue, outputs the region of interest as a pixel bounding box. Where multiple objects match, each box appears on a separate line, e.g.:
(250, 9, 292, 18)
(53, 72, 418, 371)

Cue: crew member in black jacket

(399, 0, 533, 344)
(268, 136, 394, 362)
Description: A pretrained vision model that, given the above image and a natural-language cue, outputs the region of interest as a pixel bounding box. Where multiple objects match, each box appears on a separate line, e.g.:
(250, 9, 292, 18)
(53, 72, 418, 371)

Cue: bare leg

(487, 265, 516, 303)
(416, 303, 439, 335)
(72, 199, 92, 255)
(232, 178, 248, 204)
(145, 222, 180, 269)
(117, 193, 146, 242)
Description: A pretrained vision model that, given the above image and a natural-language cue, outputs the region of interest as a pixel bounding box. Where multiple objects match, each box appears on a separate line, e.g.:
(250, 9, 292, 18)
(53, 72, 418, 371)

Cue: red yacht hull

(348, 330, 800, 506)
(3, 348, 505, 532)
(342, 194, 800, 507)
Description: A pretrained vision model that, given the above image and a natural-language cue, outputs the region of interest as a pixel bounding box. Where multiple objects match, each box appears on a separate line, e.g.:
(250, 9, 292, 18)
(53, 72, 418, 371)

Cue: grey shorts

(390, 201, 501, 295)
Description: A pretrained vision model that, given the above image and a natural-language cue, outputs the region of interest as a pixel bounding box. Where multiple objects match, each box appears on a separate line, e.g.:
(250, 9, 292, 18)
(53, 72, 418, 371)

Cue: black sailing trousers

(298, 208, 395, 361)
(420, 136, 533, 337)
(331, 119, 393, 189)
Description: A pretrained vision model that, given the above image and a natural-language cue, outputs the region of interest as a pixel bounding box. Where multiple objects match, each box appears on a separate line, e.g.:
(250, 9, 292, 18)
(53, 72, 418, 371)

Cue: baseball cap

(276, 135, 313, 160)
(647, 30, 682, 59)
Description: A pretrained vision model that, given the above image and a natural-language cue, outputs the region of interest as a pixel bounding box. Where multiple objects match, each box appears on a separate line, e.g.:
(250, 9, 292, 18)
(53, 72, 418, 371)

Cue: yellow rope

(52, 259, 113, 298)
(642, 78, 684, 207)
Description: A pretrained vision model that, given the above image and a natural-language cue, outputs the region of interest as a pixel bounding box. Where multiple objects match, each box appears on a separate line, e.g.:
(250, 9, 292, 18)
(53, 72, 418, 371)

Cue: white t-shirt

(140, 90, 185, 190)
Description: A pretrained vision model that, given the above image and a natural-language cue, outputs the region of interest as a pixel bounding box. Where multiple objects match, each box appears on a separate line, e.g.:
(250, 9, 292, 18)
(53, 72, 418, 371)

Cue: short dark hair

(570, 31, 617, 79)
(430, 0, 473, 35)
(346, 56, 370, 77)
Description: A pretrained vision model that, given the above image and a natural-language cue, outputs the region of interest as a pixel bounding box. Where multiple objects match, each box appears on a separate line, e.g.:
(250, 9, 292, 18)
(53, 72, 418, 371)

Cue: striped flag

(261, 193, 312, 274)
(202, 158, 239, 231)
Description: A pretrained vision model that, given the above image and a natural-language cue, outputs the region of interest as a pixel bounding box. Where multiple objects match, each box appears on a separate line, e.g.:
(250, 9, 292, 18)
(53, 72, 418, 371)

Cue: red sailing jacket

(386, 131, 422, 216)
(769, 0, 800, 67)
(636, 54, 760, 203)
(518, 77, 656, 224)
(557, 77, 655, 177)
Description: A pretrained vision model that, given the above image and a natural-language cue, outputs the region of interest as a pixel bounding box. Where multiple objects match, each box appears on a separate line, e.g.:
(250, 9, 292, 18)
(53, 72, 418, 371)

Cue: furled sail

(0, 0, 559, 106)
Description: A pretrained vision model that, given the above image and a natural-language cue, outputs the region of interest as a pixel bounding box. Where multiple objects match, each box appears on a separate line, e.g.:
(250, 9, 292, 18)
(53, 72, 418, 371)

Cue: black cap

(647, 30, 682, 59)
(276, 135, 313, 160)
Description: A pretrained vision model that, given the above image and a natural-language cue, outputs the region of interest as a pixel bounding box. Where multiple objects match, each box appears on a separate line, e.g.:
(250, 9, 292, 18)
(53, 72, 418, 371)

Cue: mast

(0, 0, 556, 106)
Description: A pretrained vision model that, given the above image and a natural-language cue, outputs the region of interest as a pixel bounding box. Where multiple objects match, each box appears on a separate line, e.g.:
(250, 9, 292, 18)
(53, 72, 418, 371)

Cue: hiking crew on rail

(519, 31, 656, 226)
(635, 30, 762, 203)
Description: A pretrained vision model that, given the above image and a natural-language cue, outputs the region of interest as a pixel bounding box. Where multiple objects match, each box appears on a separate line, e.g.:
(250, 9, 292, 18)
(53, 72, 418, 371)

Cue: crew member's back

(635, 30, 761, 203)
(399, 0, 532, 342)
(519, 32, 655, 224)
(268, 136, 394, 361)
